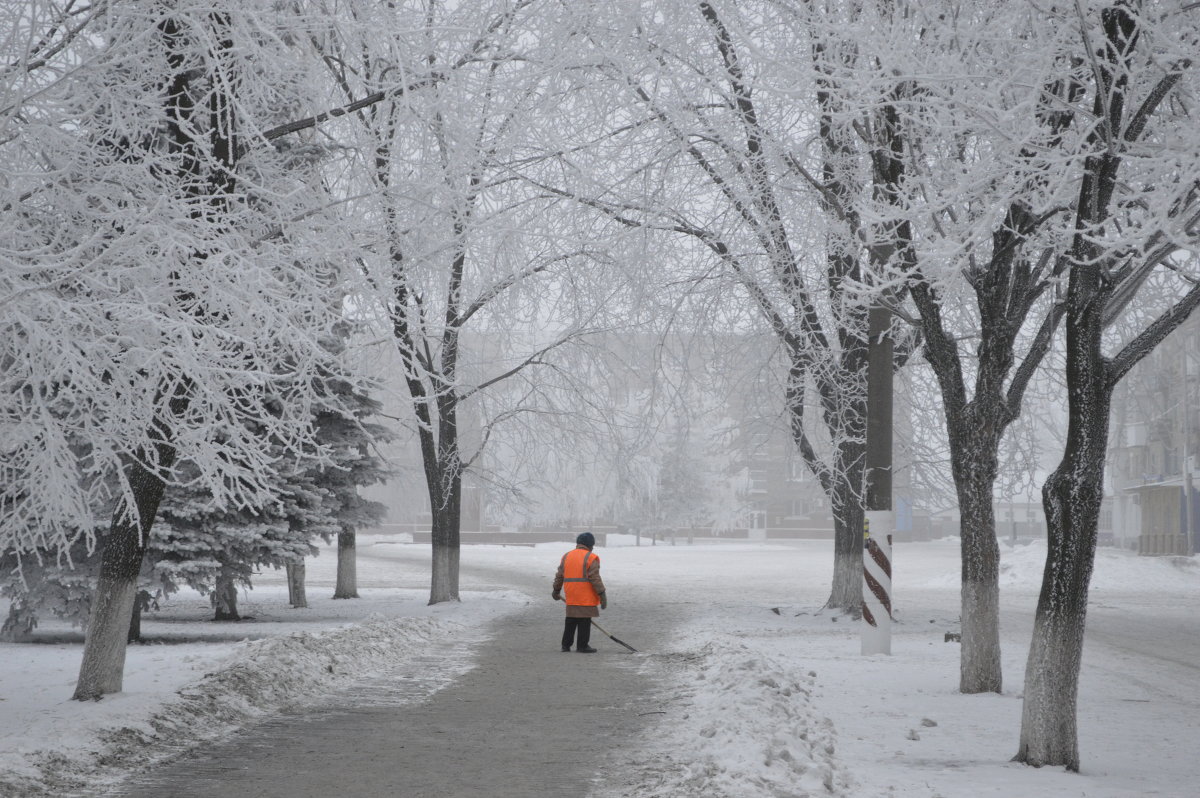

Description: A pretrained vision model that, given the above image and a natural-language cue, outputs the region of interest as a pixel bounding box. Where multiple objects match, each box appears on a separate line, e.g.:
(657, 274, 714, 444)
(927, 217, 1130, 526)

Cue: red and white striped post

(861, 510, 893, 655)
(861, 295, 894, 655)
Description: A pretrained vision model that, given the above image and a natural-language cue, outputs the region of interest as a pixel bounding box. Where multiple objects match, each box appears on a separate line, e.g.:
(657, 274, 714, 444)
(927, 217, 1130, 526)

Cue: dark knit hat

(575, 532, 596, 548)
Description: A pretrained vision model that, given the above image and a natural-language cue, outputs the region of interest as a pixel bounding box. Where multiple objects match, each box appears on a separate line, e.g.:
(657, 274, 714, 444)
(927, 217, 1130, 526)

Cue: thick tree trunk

(808, 28, 870, 614)
(286, 561, 308, 608)
(790, 354, 868, 614)
(1017, 180, 1113, 766)
(914, 271, 1023, 696)
(333, 528, 359, 599)
(76, 571, 141, 696)
(426, 375, 464, 604)
(828, 487, 863, 611)
(957, 476, 1002, 693)
(944, 418, 1005, 693)
(213, 573, 241, 620)
(73, 10, 235, 701)
(1010, 30, 1200, 753)
(74, 458, 169, 700)
(1016, 391, 1109, 771)
(1014, 1, 1175, 767)
(429, 471, 462, 604)
(825, 416, 867, 611)
(1016, 28, 1122, 754)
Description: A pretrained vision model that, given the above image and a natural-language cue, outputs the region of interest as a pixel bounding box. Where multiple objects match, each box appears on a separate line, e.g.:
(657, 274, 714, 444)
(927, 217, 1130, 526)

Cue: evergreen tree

(317, 372, 390, 600)
(150, 417, 342, 620)
(1, 538, 97, 641)
(148, 334, 389, 614)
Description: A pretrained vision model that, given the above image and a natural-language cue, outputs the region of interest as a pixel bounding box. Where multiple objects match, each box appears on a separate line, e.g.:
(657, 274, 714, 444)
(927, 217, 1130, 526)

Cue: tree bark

(383, 187, 466, 605)
(213, 573, 241, 620)
(828, 476, 864, 611)
(1016, 390, 1108, 770)
(127, 592, 145, 644)
(1017, 162, 1113, 765)
(828, 515, 863, 610)
(73, 458, 170, 699)
(880, 14, 1081, 695)
(784, 322, 869, 613)
(428, 466, 462, 604)
(286, 561, 308, 608)
(954, 440, 1003, 693)
(333, 527, 359, 599)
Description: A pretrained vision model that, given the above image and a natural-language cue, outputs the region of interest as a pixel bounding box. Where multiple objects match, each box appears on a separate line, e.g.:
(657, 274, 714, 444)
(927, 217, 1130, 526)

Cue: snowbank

(0, 538, 525, 798)
(0, 611, 494, 797)
(608, 640, 842, 798)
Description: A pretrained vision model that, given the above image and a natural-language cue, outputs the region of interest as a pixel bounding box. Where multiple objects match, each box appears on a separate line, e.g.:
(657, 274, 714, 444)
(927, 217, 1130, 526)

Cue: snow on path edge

(1, 613, 480, 797)
(599, 638, 845, 798)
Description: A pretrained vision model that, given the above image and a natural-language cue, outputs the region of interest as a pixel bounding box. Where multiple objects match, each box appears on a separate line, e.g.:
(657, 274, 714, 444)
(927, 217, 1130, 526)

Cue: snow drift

(1, 614, 475, 797)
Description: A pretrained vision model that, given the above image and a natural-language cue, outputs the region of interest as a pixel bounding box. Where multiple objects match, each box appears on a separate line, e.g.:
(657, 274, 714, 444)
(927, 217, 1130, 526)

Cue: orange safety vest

(561, 548, 600, 606)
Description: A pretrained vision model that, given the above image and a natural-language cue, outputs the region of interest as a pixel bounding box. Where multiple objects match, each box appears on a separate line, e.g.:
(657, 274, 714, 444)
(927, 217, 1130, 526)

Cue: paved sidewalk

(114, 587, 661, 797)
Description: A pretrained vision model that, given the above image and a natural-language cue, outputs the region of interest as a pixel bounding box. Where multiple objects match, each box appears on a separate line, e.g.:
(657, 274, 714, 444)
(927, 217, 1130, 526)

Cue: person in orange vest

(551, 532, 607, 652)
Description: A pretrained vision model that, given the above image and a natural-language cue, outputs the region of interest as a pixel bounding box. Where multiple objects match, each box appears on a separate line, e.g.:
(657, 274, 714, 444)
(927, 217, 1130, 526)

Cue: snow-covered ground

(593, 538, 1200, 798)
(3, 535, 1198, 797)
(0, 542, 527, 796)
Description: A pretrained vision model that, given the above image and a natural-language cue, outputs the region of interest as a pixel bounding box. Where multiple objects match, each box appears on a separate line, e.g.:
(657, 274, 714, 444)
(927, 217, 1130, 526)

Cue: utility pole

(1183, 334, 1195, 556)
(862, 302, 894, 655)
(862, 54, 903, 653)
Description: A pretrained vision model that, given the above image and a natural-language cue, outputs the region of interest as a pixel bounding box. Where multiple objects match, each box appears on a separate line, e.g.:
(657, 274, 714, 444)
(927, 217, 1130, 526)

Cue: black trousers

(561, 617, 592, 650)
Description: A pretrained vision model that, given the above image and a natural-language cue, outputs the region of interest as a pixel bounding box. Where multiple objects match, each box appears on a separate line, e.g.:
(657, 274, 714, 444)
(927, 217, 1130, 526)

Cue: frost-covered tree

(1011, 1, 1200, 770)
(0, 1, 359, 698)
(2, 362, 386, 627)
(312, 348, 390, 600)
(150, 328, 389, 613)
(0, 536, 98, 641)
(823, 0, 1083, 694)
(541, 0, 912, 609)
(152, 450, 337, 621)
(654, 419, 717, 532)
(309, 0, 609, 603)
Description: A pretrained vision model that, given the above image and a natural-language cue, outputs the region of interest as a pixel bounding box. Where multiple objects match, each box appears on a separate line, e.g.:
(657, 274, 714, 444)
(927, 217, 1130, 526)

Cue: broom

(590, 619, 638, 653)
(556, 597, 638, 652)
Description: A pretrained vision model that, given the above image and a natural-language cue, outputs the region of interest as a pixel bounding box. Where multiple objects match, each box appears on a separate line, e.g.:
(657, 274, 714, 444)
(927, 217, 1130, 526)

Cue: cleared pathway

(111, 561, 668, 798)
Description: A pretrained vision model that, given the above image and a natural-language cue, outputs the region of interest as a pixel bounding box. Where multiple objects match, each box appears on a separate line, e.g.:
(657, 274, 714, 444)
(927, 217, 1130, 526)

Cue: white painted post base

(861, 510, 894, 655)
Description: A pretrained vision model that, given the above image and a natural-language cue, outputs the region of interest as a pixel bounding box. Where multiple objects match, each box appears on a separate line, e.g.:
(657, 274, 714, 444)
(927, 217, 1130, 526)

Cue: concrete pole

(1184, 345, 1195, 555)
(864, 304, 894, 512)
(862, 303, 894, 655)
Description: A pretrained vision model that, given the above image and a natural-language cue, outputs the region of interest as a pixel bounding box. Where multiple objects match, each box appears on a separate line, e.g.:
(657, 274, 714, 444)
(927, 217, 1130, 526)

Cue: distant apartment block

(1108, 314, 1199, 555)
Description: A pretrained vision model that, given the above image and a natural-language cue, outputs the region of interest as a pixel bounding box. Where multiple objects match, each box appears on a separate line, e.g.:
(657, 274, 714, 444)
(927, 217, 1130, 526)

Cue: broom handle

(555, 597, 637, 651)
